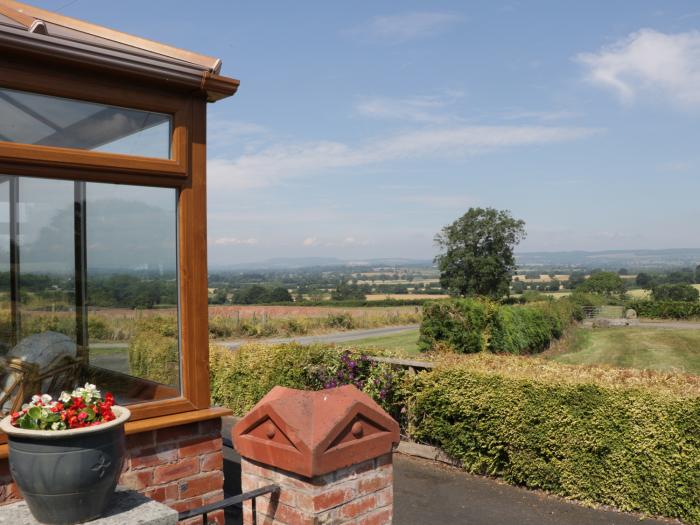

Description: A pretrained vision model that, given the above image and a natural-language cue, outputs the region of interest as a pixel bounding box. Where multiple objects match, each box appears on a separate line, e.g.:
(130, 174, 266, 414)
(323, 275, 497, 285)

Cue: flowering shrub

(11, 383, 117, 431)
(311, 350, 402, 416)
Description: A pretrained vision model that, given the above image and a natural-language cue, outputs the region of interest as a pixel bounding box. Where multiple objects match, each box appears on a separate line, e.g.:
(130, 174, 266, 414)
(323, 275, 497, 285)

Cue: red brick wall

(0, 418, 226, 525)
(241, 453, 394, 525)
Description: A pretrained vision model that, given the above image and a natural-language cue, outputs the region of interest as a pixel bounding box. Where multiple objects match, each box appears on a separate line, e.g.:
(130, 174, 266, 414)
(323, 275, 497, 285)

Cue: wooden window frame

(0, 54, 212, 432)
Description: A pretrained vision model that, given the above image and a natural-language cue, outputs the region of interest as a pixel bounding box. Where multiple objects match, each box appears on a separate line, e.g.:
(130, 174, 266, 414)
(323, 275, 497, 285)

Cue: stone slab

(0, 490, 178, 525)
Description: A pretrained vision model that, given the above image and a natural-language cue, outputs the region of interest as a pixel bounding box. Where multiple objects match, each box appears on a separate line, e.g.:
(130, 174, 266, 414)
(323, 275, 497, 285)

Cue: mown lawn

(549, 327, 700, 375)
(340, 328, 421, 356)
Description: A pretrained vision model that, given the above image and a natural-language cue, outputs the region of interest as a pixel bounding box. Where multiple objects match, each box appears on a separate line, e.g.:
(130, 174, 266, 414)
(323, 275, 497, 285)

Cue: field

(548, 327, 700, 375)
(339, 328, 420, 355)
(365, 293, 449, 301)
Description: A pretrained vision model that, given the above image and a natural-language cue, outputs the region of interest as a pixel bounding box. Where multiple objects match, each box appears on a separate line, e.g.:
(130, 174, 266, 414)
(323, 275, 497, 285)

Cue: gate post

(232, 385, 400, 524)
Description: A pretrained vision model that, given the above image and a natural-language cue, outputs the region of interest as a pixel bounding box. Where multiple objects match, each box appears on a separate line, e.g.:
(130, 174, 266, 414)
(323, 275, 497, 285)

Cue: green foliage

(128, 317, 179, 386)
(627, 299, 700, 320)
(232, 284, 293, 304)
(209, 343, 401, 416)
(575, 271, 626, 296)
(325, 312, 355, 330)
(403, 355, 700, 524)
(419, 299, 494, 353)
(636, 272, 654, 289)
(652, 284, 700, 302)
(419, 298, 580, 354)
(435, 207, 526, 298)
(331, 281, 368, 301)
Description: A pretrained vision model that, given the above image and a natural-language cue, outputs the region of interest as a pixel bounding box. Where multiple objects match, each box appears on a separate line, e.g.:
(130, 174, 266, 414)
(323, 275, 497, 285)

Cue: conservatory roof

(0, 0, 239, 101)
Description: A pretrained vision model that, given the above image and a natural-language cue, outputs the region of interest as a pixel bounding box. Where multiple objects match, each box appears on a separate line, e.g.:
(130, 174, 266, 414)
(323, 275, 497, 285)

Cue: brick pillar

(233, 385, 400, 525)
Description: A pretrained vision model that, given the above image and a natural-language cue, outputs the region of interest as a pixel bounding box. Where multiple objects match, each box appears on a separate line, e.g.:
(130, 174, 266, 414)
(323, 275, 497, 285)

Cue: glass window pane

(0, 175, 180, 416)
(85, 182, 180, 401)
(0, 88, 172, 159)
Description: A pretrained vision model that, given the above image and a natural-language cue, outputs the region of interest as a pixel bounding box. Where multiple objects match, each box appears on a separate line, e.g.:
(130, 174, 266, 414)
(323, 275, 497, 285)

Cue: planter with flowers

(0, 384, 130, 525)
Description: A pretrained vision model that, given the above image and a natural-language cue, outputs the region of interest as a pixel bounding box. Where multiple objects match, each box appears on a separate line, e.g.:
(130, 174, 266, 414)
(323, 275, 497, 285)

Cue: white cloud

(209, 125, 599, 192)
(211, 237, 259, 246)
(302, 237, 319, 247)
(577, 29, 700, 108)
(355, 93, 463, 123)
(351, 12, 462, 43)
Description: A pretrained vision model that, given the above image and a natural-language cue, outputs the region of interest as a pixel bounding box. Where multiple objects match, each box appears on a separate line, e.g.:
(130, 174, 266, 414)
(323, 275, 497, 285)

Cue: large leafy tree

(435, 207, 526, 298)
(576, 271, 626, 297)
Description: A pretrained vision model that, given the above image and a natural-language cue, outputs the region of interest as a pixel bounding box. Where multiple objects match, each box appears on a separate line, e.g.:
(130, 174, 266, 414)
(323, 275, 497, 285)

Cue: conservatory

(0, 0, 238, 515)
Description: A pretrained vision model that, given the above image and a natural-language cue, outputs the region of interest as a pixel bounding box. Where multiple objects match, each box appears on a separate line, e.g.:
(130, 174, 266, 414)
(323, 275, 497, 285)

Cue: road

(217, 324, 419, 349)
(88, 325, 419, 373)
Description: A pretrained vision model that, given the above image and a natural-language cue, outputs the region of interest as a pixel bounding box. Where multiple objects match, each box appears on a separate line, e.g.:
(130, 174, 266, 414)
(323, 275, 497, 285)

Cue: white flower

(31, 395, 41, 405)
(51, 422, 62, 431)
(21, 403, 31, 411)
(59, 392, 72, 403)
(41, 408, 50, 418)
(40, 394, 53, 405)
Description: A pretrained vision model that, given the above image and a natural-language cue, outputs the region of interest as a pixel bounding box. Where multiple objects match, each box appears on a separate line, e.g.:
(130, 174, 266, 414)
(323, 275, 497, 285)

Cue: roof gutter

(0, 25, 239, 102)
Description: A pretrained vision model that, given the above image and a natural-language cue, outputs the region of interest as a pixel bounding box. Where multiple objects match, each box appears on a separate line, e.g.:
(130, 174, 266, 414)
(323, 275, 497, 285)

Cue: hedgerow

(403, 354, 700, 524)
(627, 299, 700, 320)
(209, 343, 402, 418)
(419, 298, 581, 354)
(207, 341, 700, 523)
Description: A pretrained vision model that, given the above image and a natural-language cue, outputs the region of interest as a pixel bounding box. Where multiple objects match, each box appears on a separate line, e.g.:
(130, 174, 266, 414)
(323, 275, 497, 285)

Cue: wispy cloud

(355, 92, 463, 123)
(499, 109, 580, 122)
(210, 237, 259, 246)
(576, 29, 700, 108)
(350, 12, 462, 43)
(209, 125, 600, 192)
(302, 236, 370, 248)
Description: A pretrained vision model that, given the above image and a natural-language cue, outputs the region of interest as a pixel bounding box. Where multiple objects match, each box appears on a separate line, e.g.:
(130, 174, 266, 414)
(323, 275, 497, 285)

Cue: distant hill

(515, 249, 700, 270)
(209, 257, 434, 271)
(207, 249, 700, 272)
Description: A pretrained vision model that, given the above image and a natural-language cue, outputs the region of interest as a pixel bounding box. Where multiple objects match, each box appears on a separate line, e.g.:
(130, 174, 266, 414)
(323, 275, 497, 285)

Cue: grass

(548, 327, 700, 375)
(339, 328, 420, 356)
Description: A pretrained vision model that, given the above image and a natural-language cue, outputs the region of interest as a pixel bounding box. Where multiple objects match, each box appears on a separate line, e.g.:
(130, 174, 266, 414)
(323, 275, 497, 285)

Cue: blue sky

(33, 1, 700, 264)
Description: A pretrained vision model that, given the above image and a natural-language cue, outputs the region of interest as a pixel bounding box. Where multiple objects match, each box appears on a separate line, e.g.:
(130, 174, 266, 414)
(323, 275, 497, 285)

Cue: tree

(618, 268, 629, 276)
(576, 271, 625, 296)
(696, 265, 700, 284)
(636, 272, 654, 289)
(268, 286, 293, 302)
(331, 281, 366, 301)
(652, 284, 700, 302)
(434, 208, 526, 298)
(567, 271, 587, 289)
(667, 269, 695, 284)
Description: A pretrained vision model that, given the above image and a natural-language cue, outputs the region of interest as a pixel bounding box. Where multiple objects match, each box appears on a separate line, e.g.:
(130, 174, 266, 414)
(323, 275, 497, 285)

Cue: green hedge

(419, 298, 581, 354)
(404, 355, 700, 524)
(128, 317, 179, 386)
(627, 299, 700, 320)
(209, 343, 402, 418)
(207, 342, 700, 523)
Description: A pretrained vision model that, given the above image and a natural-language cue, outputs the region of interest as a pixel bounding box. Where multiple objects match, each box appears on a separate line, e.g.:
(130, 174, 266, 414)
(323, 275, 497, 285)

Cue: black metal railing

(177, 483, 279, 524)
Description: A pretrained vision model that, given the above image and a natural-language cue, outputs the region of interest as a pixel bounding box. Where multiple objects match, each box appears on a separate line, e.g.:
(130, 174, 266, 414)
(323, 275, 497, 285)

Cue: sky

(30, 0, 700, 265)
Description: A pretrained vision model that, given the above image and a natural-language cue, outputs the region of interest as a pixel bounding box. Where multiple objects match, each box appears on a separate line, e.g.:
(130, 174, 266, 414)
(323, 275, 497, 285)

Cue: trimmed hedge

(404, 355, 700, 524)
(627, 299, 700, 320)
(128, 317, 179, 386)
(419, 298, 581, 354)
(207, 342, 700, 523)
(209, 343, 402, 418)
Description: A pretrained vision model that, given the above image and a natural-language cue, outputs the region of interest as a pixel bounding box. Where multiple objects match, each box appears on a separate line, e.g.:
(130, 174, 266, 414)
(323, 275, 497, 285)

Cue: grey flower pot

(0, 406, 130, 525)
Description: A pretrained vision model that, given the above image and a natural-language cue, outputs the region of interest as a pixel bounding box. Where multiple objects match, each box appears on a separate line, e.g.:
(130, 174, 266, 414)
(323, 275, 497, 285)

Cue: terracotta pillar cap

(232, 385, 400, 478)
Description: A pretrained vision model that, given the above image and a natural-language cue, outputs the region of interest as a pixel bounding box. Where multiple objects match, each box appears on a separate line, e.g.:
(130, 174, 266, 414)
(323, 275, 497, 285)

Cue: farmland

(546, 326, 700, 375)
